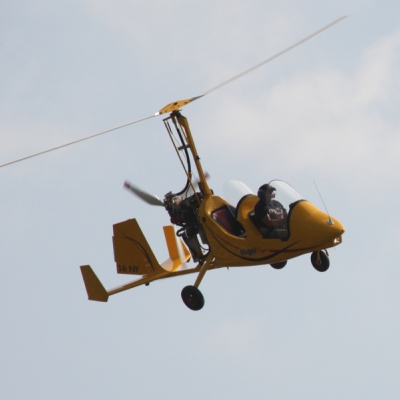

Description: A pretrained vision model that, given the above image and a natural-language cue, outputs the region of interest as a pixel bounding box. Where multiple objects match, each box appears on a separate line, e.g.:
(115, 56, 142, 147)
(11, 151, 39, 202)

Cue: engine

(164, 191, 208, 262)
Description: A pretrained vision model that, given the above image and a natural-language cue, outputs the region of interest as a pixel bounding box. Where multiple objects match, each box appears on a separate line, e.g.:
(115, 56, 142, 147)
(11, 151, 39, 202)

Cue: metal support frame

(194, 254, 214, 288)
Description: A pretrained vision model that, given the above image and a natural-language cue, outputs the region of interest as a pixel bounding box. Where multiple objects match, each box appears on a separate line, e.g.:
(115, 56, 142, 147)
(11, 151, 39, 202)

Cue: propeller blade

(123, 181, 164, 207)
(186, 171, 210, 195)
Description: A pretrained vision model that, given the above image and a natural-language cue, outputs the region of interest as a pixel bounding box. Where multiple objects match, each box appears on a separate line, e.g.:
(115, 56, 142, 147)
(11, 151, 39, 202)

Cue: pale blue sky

(1, 1, 400, 399)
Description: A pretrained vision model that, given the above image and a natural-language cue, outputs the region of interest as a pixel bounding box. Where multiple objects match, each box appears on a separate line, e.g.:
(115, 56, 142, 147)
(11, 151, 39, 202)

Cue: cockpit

(218, 180, 303, 239)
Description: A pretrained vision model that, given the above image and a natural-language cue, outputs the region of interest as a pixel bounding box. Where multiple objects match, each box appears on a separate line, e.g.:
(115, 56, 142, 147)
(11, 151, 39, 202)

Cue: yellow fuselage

(200, 194, 344, 268)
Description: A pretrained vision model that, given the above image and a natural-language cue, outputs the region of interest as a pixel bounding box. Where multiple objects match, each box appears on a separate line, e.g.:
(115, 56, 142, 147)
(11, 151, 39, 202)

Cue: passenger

(254, 184, 287, 237)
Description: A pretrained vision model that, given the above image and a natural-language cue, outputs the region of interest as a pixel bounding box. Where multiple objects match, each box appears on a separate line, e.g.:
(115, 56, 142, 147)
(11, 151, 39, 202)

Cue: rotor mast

(160, 96, 213, 198)
(173, 112, 212, 197)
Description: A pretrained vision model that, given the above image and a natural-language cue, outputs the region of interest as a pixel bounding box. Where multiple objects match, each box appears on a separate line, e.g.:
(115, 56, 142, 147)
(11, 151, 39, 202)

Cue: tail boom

(80, 219, 193, 302)
(80, 263, 202, 301)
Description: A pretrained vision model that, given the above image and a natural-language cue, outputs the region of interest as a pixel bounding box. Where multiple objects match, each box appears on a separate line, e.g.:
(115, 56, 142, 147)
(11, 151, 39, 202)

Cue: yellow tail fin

(81, 221, 194, 302)
(113, 218, 164, 275)
(113, 218, 191, 275)
(161, 226, 191, 272)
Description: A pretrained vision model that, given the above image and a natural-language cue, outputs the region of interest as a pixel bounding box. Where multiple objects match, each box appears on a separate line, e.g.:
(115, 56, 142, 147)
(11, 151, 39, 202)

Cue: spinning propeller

(0, 16, 346, 172)
(123, 181, 164, 207)
(124, 172, 210, 206)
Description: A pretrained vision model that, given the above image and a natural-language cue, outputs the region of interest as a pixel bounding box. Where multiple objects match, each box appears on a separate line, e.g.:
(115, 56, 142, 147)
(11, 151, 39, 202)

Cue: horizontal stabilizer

(80, 265, 109, 302)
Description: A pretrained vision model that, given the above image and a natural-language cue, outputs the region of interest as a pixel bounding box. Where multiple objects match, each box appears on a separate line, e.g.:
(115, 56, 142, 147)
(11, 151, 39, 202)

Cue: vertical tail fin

(113, 219, 192, 275)
(113, 219, 164, 275)
(161, 226, 191, 271)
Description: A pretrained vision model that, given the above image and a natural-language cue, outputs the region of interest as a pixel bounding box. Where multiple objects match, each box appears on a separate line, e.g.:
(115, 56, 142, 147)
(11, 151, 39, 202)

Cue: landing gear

(311, 251, 330, 272)
(181, 285, 205, 311)
(270, 261, 287, 269)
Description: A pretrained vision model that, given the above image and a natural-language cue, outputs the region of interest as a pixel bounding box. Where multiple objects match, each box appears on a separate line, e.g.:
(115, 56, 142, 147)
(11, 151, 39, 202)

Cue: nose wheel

(270, 261, 287, 269)
(311, 250, 330, 272)
(181, 285, 205, 311)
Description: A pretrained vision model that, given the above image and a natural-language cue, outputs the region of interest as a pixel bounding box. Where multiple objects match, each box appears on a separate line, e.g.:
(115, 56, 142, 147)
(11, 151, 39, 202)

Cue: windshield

(223, 179, 302, 211)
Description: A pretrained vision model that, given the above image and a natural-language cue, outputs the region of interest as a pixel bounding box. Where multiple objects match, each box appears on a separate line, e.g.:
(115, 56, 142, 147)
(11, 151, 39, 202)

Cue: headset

(258, 184, 275, 199)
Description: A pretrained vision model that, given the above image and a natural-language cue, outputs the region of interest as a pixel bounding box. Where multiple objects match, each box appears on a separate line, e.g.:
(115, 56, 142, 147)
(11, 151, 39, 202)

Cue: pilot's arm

(260, 214, 284, 228)
(262, 208, 286, 228)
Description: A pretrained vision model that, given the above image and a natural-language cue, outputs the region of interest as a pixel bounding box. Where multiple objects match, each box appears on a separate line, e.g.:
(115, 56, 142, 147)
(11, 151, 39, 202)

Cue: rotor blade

(1, 16, 346, 169)
(0, 113, 157, 170)
(123, 181, 164, 207)
(202, 16, 347, 96)
(157, 16, 347, 114)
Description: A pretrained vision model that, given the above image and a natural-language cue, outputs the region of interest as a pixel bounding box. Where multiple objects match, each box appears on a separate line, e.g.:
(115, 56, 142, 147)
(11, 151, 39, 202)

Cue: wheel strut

(181, 255, 213, 311)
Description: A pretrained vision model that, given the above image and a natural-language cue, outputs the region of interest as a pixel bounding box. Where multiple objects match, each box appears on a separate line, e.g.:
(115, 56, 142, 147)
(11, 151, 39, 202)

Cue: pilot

(254, 184, 287, 237)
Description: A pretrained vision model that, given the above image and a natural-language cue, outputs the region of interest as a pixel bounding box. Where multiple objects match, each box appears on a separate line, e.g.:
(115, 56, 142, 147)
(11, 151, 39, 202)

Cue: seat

(211, 206, 245, 237)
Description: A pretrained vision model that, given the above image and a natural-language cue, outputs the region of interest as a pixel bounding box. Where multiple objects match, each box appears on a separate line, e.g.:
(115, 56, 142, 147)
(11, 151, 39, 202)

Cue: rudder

(113, 218, 164, 275)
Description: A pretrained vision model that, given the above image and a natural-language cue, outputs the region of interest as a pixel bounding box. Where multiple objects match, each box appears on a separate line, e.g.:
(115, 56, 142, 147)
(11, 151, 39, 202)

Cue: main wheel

(270, 261, 287, 269)
(311, 251, 330, 272)
(181, 285, 205, 311)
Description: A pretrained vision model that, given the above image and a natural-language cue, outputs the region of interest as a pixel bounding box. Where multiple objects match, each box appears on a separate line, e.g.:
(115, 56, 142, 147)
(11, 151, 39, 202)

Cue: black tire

(270, 261, 287, 270)
(311, 251, 330, 272)
(181, 285, 205, 311)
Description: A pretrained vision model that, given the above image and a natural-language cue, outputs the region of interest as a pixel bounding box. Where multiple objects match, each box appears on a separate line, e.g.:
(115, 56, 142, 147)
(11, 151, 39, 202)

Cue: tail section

(80, 219, 194, 302)
(113, 219, 164, 275)
(80, 265, 109, 302)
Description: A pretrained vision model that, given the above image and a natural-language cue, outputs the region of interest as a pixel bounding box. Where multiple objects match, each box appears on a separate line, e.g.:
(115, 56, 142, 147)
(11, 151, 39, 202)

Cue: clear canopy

(223, 179, 302, 212)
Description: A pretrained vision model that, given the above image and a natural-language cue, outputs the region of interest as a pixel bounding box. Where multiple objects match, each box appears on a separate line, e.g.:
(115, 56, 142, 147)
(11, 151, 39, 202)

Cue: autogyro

(1, 17, 346, 311)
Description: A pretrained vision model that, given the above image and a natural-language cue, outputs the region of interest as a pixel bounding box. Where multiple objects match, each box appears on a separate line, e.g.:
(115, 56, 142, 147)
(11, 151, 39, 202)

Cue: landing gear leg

(181, 255, 213, 311)
(311, 250, 330, 272)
